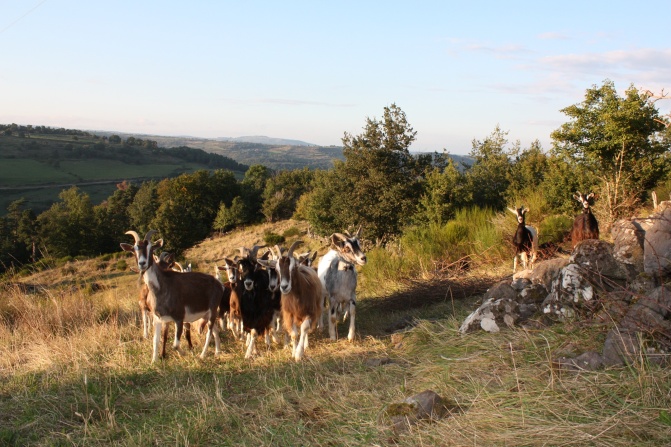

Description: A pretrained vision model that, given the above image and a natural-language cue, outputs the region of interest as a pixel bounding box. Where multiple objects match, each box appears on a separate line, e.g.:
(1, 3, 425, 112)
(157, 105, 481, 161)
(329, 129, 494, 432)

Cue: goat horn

(273, 245, 283, 259)
(355, 225, 362, 238)
(144, 229, 157, 242)
(250, 244, 266, 261)
(287, 240, 303, 258)
(125, 230, 141, 243)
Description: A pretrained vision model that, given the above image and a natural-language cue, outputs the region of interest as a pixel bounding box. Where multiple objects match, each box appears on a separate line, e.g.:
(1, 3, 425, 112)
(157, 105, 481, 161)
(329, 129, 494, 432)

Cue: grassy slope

(0, 134, 245, 215)
(0, 220, 670, 446)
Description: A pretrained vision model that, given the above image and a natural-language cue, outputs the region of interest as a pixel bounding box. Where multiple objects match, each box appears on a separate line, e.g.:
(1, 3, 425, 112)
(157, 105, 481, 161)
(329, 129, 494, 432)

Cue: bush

(115, 259, 128, 271)
(263, 231, 285, 245)
(282, 226, 301, 238)
(539, 215, 573, 245)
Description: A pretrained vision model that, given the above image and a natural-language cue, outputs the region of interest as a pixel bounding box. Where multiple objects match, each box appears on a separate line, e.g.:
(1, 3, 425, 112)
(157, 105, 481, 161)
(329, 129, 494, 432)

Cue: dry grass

(1, 221, 670, 446)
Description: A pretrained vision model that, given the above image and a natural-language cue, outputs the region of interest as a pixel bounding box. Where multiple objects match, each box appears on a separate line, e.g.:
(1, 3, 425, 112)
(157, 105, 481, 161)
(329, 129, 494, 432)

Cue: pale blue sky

(2, 0, 669, 154)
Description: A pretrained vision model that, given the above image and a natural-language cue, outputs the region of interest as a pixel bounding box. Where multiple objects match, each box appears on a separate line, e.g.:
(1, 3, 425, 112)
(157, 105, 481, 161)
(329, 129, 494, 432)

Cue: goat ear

(331, 234, 347, 250)
(257, 259, 274, 269)
(120, 243, 134, 252)
(586, 193, 594, 200)
(523, 208, 529, 214)
(310, 251, 318, 262)
(573, 193, 580, 201)
(153, 238, 163, 249)
(507, 207, 517, 216)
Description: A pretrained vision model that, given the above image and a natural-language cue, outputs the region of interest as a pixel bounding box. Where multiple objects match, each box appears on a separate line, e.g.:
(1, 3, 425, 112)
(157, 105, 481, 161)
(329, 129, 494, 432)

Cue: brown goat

(258, 241, 323, 361)
(121, 230, 224, 363)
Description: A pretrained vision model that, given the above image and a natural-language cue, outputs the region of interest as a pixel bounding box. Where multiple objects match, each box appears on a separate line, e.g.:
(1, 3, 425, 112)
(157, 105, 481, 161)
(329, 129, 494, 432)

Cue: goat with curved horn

(121, 229, 225, 362)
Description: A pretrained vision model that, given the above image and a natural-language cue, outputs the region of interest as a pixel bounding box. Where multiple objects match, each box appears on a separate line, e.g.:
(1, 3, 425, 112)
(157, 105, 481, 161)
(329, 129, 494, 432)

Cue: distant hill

(102, 133, 346, 171)
(0, 125, 248, 215)
(215, 135, 314, 146)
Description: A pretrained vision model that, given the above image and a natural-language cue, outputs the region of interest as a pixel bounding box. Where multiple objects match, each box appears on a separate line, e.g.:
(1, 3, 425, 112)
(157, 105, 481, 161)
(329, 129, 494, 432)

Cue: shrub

(263, 231, 285, 245)
(115, 259, 128, 271)
(282, 226, 301, 238)
(539, 215, 573, 245)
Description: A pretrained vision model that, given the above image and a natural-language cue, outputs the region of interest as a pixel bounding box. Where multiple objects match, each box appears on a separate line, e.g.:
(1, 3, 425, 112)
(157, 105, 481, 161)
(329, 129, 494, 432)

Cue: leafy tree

(261, 168, 315, 222)
(213, 196, 247, 233)
(240, 165, 272, 223)
(128, 181, 159, 235)
(305, 104, 421, 242)
(507, 140, 548, 198)
(37, 187, 97, 257)
(0, 199, 37, 270)
(151, 169, 239, 253)
(464, 125, 514, 210)
(551, 80, 670, 221)
(415, 158, 468, 225)
(94, 181, 138, 253)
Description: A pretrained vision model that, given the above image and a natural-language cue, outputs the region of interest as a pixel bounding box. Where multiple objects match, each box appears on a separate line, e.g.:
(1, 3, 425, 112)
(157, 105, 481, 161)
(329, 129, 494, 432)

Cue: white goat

(317, 228, 367, 341)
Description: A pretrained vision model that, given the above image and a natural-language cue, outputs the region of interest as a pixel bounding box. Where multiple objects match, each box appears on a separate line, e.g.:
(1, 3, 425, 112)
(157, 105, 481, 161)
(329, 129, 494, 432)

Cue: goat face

(120, 230, 163, 273)
(573, 192, 594, 213)
(331, 231, 367, 266)
(238, 258, 256, 292)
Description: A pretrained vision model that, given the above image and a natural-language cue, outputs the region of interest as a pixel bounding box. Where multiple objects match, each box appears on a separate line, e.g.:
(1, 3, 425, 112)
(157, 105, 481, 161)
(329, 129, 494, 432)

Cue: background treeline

(1, 80, 670, 273)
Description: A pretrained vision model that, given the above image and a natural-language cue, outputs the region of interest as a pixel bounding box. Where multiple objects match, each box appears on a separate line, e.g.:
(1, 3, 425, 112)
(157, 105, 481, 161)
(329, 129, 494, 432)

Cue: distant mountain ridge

(214, 136, 314, 146)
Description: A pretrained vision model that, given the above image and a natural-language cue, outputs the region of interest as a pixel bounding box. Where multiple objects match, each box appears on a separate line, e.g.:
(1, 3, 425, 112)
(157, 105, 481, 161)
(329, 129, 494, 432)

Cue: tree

(261, 168, 314, 222)
(465, 125, 515, 210)
(551, 80, 670, 222)
(213, 197, 247, 233)
(94, 181, 138, 253)
(0, 199, 37, 270)
(240, 165, 272, 223)
(305, 104, 421, 242)
(415, 158, 468, 225)
(37, 187, 97, 257)
(128, 181, 159, 235)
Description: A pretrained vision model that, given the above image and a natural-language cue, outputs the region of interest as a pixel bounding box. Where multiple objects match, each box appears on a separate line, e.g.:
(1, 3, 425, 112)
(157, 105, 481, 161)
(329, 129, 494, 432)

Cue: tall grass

(1, 221, 670, 446)
(362, 207, 509, 289)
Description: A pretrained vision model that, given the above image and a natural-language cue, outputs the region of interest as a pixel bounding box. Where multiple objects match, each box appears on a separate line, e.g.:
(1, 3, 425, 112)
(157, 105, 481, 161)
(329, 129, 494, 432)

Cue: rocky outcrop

(643, 206, 671, 278)
(459, 207, 671, 370)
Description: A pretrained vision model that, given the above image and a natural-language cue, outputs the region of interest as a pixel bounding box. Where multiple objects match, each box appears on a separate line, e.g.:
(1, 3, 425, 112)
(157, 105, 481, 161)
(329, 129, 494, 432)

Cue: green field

(0, 159, 78, 186)
(58, 159, 204, 181)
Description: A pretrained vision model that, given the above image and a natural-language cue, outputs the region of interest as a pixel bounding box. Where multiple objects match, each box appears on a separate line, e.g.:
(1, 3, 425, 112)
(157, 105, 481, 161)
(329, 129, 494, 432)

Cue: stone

(555, 351, 604, 372)
(612, 219, 645, 270)
(387, 390, 454, 432)
(528, 257, 570, 291)
(570, 239, 627, 280)
(643, 207, 671, 278)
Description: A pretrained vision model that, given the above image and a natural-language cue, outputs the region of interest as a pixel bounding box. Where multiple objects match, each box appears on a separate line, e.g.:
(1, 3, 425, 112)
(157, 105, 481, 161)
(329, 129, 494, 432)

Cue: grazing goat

(258, 241, 323, 361)
(121, 230, 224, 362)
(508, 207, 538, 272)
(571, 192, 599, 248)
(317, 228, 367, 341)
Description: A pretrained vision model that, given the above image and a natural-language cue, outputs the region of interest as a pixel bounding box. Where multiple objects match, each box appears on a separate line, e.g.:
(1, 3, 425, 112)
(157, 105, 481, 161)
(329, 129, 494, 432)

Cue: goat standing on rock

(508, 207, 538, 273)
(571, 192, 599, 248)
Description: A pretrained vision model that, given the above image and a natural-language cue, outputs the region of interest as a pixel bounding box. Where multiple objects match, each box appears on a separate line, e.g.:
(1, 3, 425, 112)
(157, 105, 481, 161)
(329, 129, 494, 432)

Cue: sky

(1, 1, 670, 155)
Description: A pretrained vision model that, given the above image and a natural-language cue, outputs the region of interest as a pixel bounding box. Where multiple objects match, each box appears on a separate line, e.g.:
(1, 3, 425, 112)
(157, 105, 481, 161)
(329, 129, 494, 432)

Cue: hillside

(0, 129, 248, 215)
(1, 219, 669, 446)
(106, 133, 346, 171)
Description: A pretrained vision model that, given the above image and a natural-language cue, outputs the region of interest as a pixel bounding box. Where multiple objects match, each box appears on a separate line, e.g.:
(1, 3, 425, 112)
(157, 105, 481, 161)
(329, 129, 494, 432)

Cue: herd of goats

(120, 227, 367, 363)
(120, 192, 599, 363)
